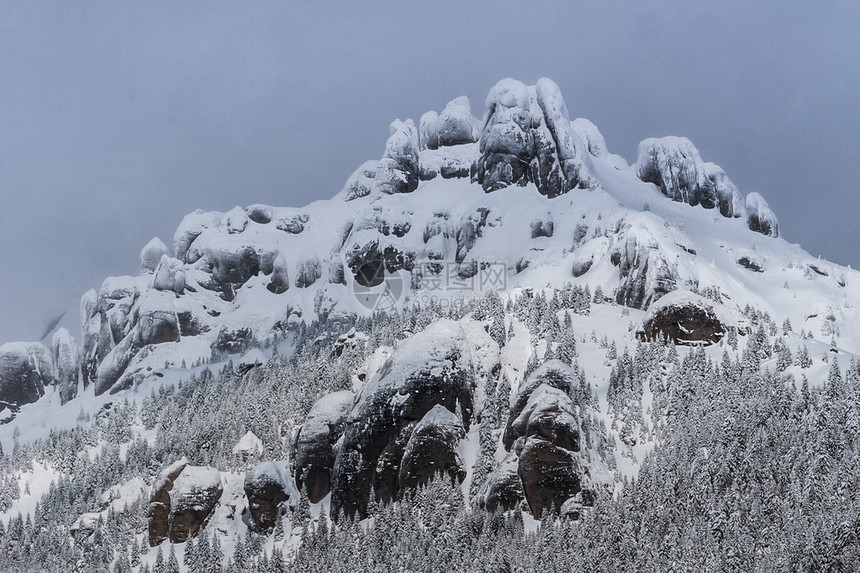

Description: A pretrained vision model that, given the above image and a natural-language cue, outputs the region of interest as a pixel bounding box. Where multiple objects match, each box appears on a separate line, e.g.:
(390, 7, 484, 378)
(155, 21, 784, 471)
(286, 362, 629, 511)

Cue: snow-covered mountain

(2, 78, 859, 572)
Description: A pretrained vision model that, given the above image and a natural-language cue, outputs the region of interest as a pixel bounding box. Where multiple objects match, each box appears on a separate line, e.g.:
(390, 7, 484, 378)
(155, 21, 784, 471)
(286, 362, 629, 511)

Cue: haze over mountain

(2, 1, 860, 344)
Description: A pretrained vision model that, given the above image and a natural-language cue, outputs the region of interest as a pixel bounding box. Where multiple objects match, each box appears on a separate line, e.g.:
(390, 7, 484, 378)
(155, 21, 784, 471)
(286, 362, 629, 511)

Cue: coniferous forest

(2, 290, 859, 572)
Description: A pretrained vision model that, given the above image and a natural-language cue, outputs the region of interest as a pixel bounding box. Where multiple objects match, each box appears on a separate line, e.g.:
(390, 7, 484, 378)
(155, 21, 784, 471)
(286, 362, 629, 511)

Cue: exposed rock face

(148, 461, 222, 545)
(140, 237, 169, 274)
(398, 405, 466, 491)
(211, 327, 253, 359)
(476, 452, 524, 513)
(475, 78, 590, 197)
(641, 290, 731, 346)
(293, 390, 355, 503)
(371, 119, 420, 196)
(636, 137, 746, 218)
(746, 192, 779, 237)
(330, 321, 473, 519)
(246, 204, 274, 224)
(51, 328, 79, 405)
(500, 361, 592, 518)
(148, 460, 187, 546)
(0, 342, 53, 409)
(610, 226, 677, 310)
(244, 461, 297, 533)
(518, 437, 583, 517)
(504, 361, 576, 450)
(507, 384, 580, 452)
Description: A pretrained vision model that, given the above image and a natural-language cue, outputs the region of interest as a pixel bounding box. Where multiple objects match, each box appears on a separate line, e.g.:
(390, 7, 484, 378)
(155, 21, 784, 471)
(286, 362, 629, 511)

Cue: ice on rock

(139, 237, 169, 274)
(418, 111, 439, 150)
(636, 136, 746, 218)
(746, 192, 779, 237)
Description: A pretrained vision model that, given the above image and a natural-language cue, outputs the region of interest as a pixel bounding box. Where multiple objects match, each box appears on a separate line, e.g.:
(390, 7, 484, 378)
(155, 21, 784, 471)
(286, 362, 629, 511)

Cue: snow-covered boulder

(398, 405, 466, 491)
(222, 206, 248, 234)
(330, 320, 474, 519)
(504, 360, 577, 449)
(244, 461, 297, 533)
(266, 252, 290, 294)
(641, 290, 738, 346)
(475, 77, 590, 197)
(293, 390, 354, 503)
(436, 96, 480, 148)
(139, 237, 169, 274)
(51, 328, 79, 404)
(0, 342, 53, 409)
(636, 136, 746, 218)
(148, 459, 188, 546)
(173, 209, 221, 262)
(746, 192, 779, 237)
(169, 465, 222, 543)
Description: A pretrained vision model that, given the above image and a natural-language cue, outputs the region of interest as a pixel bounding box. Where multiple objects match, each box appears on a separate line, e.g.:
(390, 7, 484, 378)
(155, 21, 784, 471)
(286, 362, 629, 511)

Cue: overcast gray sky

(1, 1, 859, 343)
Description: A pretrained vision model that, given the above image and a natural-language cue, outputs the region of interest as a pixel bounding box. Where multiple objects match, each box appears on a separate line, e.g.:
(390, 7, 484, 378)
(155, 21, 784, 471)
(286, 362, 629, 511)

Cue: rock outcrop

(51, 328, 79, 404)
(610, 225, 677, 310)
(140, 237, 169, 274)
(640, 290, 735, 345)
(500, 361, 593, 518)
(293, 390, 354, 503)
(398, 405, 466, 491)
(330, 321, 473, 519)
(371, 120, 420, 197)
(475, 78, 591, 197)
(746, 192, 779, 237)
(148, 461, 222, 545)
(636, 137, 746, 218)
(244, 461, 297, 533)
(0, 342, 53, 409)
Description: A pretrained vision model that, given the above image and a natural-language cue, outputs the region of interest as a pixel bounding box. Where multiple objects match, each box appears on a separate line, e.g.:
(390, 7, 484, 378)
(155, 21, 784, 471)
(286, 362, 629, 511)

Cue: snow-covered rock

(398, 405, 466, 491)
(371, 119, 420, 197)
(330, 320, 474, 518)
(51, 328, 79, 404)
(139, 237, 169, 274)
(0, 342, 53, 409)
(475, 77, 591, 197)
(641, 290, 742, 345)
(746, 191, 779, 237)
(244, 460, 297, 533)
(293, 390, 354, 503)
(148, 461, 222, 545)
(636, 136, 746, 218)
(342, 160, 379, 201)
